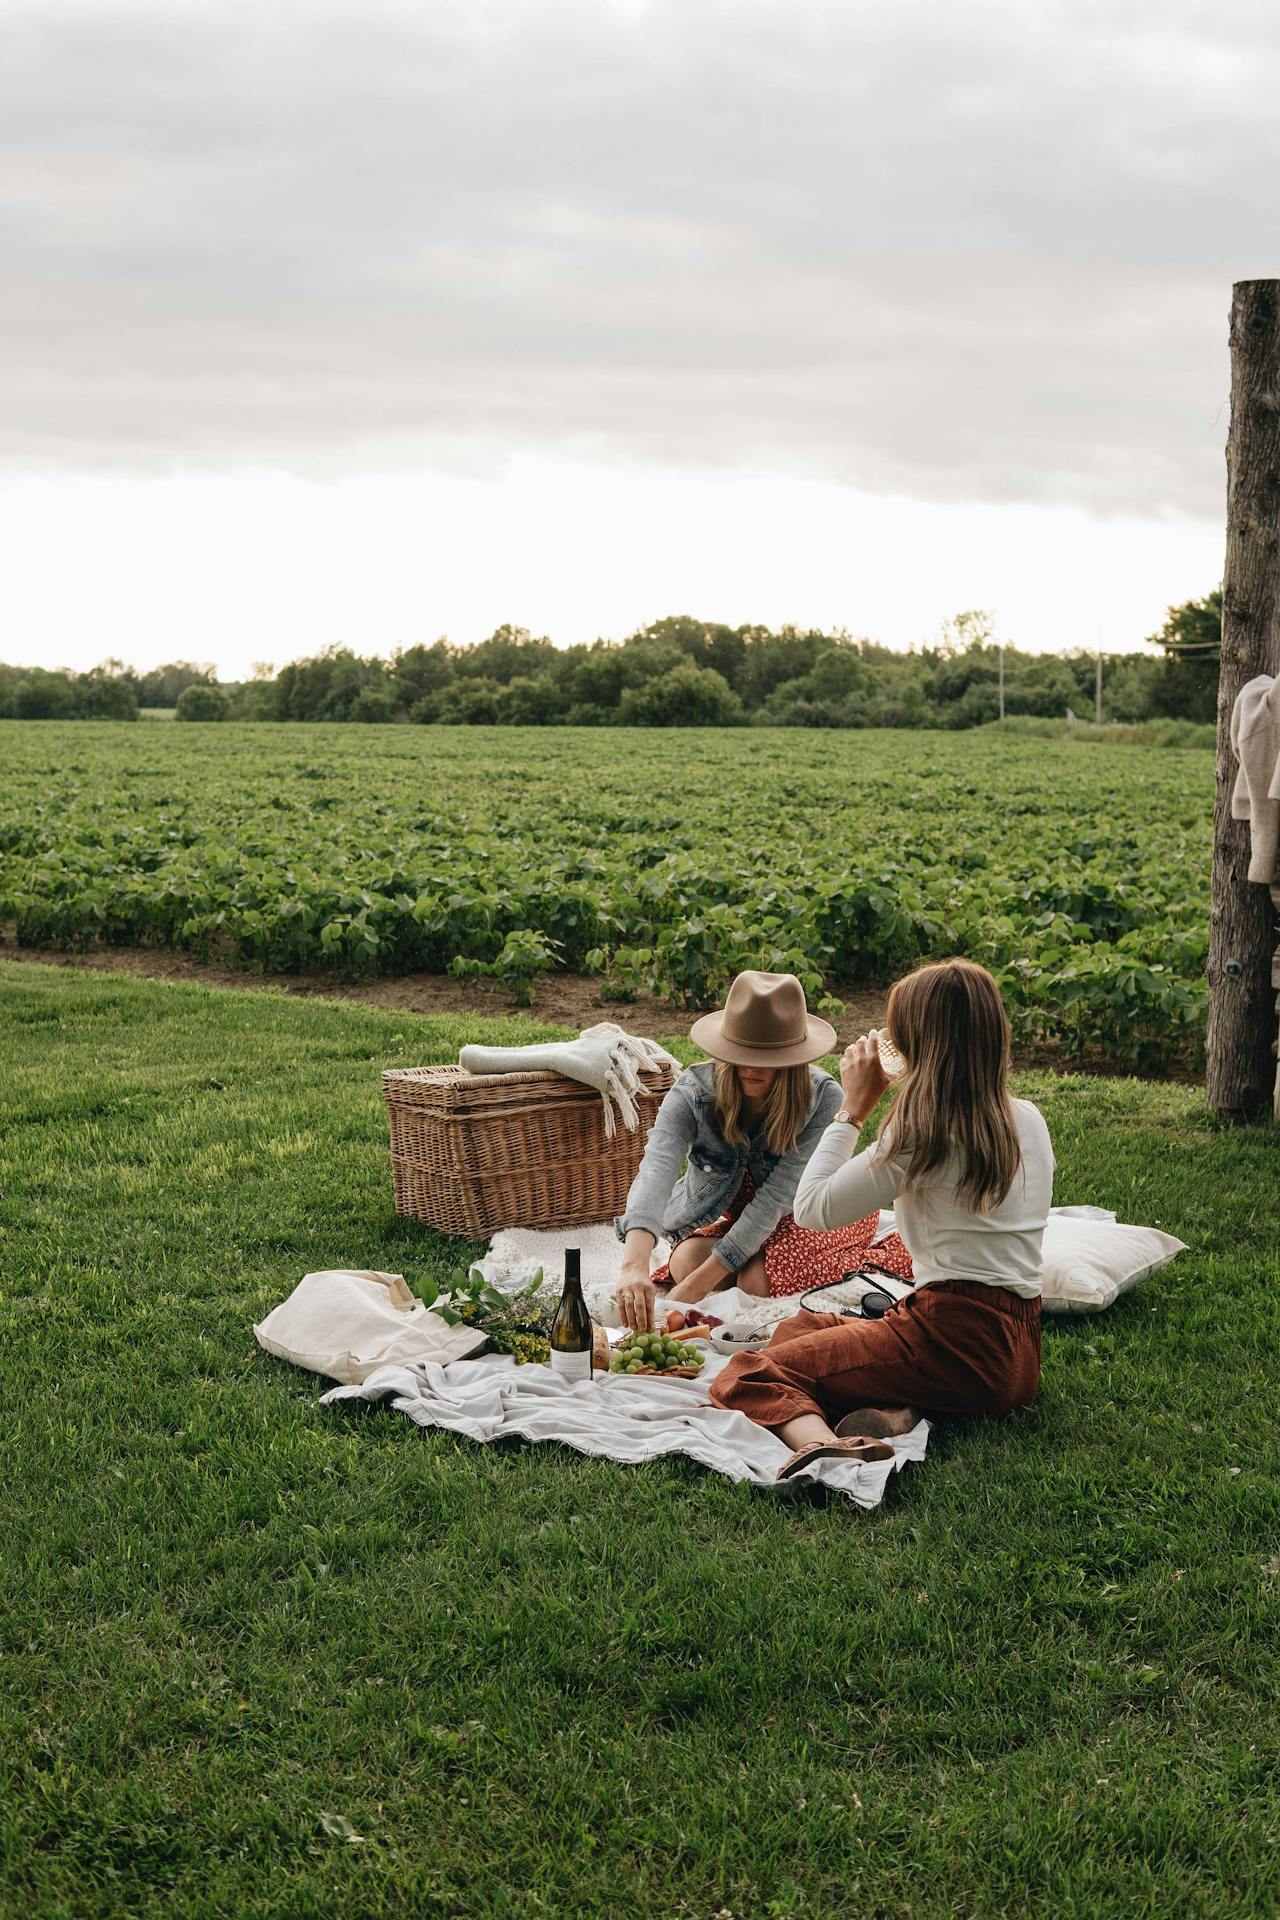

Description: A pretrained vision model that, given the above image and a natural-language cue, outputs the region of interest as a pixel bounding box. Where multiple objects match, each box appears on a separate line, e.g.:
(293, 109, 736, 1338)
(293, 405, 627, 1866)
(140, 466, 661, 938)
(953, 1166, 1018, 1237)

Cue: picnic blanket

(479, 1218, 906, 1335)
(321, 1351, 929, 1509)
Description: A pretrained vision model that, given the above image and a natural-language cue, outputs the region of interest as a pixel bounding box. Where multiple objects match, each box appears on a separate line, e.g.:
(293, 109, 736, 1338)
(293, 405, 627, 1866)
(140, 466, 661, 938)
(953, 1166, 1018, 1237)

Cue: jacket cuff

(615, 1211, 662, 1245)
(714, 1232, 749, 1274)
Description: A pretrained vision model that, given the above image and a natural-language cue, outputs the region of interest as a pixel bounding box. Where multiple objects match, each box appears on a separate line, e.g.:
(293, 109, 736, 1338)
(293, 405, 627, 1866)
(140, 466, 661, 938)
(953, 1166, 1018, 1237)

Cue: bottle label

(549, 1349, 592, 1383)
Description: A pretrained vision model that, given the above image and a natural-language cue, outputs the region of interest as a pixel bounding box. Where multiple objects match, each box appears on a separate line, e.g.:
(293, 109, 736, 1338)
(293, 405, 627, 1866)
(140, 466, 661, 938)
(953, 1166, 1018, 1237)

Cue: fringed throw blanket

(459, 1024, 681, 1138)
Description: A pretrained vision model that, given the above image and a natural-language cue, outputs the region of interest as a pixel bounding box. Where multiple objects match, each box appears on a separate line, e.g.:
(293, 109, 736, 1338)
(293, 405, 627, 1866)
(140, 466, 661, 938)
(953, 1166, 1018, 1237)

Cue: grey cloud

(1, 0, 1275, 512)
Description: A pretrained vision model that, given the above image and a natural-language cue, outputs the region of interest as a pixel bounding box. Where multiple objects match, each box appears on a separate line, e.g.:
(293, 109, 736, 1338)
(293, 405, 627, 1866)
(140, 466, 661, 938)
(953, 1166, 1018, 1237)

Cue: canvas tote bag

(254, 1268, 487, 1384)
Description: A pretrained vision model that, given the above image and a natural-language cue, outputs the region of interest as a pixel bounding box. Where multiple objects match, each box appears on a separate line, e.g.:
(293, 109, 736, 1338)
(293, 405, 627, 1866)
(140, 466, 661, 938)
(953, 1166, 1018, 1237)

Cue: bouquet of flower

(417, 1265, 556, 1365)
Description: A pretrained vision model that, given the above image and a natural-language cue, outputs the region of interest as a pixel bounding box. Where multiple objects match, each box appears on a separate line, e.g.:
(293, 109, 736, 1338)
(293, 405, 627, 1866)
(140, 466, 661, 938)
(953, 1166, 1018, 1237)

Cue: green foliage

(0, 598, 1224, 730)
(0, 722, 1214, 1068)
(421, 1263, 556, 1363)
(449, 929, 564, 1006)
(0, 664, 139, 721)
(1146, 590, 1222, 724)
(175, 681, 230, 722)
(136, 660, 217, 708)
(617, 661, 744, 726)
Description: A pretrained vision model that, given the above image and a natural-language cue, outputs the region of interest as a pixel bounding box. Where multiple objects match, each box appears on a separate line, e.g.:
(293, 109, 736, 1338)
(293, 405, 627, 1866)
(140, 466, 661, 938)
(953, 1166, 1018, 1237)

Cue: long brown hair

(712, 1060, 813, 1157)
(877, 959, 1021, 1212)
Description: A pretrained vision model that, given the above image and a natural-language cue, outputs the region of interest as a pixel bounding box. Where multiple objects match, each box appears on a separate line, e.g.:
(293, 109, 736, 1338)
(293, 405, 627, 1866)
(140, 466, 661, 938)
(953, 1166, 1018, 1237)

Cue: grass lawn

(2, 959, 1277, 1919)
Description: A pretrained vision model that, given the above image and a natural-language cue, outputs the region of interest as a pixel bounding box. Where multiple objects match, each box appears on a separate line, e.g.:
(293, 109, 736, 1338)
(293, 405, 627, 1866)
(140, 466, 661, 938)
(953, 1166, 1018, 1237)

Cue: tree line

(0, 597, 1222, 728)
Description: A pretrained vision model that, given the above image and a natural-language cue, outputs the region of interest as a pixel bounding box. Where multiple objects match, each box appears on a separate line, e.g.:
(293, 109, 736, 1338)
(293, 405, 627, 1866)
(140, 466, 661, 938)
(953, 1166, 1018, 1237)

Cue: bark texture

(1207, 281, 1280, 1120)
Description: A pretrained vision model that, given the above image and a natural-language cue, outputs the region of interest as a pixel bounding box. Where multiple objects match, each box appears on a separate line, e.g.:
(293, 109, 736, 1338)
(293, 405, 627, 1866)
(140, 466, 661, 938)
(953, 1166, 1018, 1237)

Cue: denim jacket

(615, 1061, 843, 1272)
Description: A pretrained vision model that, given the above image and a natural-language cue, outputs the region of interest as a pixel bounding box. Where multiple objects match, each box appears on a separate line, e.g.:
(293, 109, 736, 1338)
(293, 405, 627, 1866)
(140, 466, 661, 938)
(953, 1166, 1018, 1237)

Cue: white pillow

(254, 1269, 487, 1384)
(1038, 1208, 1187, 1315)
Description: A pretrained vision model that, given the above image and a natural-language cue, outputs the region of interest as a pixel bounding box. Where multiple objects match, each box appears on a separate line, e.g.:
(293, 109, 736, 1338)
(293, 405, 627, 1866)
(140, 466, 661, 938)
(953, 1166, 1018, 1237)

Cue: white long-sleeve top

(793, 1098, 1055, 1300)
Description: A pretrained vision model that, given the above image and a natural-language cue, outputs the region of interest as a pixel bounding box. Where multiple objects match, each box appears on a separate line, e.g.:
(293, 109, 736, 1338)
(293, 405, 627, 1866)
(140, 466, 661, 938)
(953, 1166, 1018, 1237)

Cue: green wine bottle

(549, 1248, 593, 1382)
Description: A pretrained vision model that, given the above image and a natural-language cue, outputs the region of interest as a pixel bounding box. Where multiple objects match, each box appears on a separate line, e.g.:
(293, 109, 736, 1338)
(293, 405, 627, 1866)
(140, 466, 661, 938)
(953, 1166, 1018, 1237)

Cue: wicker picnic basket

(382, 1061, 679, 1236)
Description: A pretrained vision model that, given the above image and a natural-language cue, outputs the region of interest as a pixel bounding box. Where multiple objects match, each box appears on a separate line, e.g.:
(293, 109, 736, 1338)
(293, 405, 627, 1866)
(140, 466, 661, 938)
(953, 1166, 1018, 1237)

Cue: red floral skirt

(651, 1174, 914, 1299)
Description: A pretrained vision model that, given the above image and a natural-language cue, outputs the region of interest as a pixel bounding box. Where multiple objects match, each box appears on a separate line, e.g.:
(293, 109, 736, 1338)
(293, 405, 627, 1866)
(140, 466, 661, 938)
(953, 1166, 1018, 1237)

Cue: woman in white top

(708, 958, 1054, 1481)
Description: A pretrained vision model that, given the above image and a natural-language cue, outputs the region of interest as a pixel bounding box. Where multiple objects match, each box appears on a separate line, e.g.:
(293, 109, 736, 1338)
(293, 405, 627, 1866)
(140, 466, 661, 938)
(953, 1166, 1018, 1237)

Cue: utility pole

(1095, 647, 1103, 725)
(1206, 279, 1280, 1121)
(998, 642, 1005, 722)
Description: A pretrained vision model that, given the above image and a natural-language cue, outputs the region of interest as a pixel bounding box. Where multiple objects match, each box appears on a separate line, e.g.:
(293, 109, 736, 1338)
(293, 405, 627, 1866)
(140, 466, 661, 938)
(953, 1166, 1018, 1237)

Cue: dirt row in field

(0, 943, 889, 1036)
(4, 944, 1199, 1081)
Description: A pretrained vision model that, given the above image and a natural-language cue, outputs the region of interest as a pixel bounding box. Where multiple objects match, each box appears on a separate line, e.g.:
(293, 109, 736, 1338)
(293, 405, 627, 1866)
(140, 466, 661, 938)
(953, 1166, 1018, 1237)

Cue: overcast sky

(2, 0, 1271, 675)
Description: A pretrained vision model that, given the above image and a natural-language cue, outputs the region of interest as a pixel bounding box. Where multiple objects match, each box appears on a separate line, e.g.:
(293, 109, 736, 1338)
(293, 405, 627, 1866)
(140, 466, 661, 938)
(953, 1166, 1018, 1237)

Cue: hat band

(721, 1024, 809, 1050)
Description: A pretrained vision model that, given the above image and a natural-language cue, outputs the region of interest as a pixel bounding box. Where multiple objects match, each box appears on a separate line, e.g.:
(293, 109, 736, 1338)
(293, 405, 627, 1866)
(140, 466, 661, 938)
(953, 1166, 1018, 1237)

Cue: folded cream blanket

(459, 1023, 681, 1137)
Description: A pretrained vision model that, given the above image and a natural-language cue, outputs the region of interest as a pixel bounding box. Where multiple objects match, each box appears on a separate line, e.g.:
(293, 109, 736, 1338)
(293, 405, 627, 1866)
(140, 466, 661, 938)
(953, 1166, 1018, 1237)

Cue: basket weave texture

(382, 1061, 679, 1237)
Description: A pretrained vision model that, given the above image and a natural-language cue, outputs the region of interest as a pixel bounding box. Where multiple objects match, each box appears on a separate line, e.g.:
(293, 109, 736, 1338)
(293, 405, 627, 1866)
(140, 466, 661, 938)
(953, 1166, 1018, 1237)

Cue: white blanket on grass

(479, 1218, 907, 1336)
(321, 1350, 929, 1510)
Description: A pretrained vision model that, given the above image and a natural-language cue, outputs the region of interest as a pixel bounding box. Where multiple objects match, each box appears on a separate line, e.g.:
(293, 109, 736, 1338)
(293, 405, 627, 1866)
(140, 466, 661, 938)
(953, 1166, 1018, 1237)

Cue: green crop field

(0, 721, 1212, 1068)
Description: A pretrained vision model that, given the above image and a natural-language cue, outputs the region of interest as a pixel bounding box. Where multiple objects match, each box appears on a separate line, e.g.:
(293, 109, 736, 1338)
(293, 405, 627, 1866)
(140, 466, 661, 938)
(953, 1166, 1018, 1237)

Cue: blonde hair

(712, 1059, 813, 1157)
(878, 958, 1021, 1213)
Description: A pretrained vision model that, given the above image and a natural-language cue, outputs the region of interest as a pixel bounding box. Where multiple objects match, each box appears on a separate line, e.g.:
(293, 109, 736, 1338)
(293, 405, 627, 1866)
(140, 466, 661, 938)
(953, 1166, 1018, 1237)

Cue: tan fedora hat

(689, 970, 836, 1068)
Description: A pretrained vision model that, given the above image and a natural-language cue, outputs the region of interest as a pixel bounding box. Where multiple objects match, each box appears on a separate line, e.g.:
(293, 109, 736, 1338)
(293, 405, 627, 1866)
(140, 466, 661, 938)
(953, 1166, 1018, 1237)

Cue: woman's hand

(839, 1032, 890, 1125)
(616, 1263, 657, 1332)
(616, 1230, 658, 1330)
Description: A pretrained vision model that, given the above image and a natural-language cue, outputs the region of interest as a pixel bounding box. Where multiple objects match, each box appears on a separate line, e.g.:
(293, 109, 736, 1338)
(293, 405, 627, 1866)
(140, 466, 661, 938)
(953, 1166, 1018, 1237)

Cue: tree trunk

(1206, 280, 1280, 1120)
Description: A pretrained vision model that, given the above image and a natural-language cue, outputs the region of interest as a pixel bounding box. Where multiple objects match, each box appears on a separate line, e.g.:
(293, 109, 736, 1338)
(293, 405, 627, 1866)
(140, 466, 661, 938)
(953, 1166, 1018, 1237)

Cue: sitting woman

(709, 958, 1053, 1480)
(613, 970, 912, 1333)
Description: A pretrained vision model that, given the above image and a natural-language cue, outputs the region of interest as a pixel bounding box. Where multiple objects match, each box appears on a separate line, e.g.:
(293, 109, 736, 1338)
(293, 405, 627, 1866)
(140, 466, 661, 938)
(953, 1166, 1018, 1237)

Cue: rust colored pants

(708, 1280, 1041, 1430)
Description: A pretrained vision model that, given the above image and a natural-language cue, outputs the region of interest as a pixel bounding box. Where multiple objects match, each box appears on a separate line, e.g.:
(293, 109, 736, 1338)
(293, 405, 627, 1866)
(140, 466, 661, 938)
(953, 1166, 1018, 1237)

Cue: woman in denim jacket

(614, 971, 913, 1331)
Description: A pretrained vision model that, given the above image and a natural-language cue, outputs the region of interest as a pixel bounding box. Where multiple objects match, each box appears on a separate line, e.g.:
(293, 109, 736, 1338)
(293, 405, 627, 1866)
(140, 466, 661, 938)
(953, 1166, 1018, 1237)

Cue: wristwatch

(834, 1108, 858, 1126)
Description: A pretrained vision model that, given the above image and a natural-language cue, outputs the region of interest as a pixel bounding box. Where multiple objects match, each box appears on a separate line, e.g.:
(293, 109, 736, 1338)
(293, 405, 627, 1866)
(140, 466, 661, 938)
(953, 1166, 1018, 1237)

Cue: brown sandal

(835, 1407, 919, 1441)
(775, 1436, 896, 1482)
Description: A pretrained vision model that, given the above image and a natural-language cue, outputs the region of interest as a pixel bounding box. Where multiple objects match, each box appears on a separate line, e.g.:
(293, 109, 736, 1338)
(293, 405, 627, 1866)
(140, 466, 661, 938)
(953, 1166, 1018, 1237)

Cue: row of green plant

(2, 596, 1222, 730)
(0, 722, 1212, 1069)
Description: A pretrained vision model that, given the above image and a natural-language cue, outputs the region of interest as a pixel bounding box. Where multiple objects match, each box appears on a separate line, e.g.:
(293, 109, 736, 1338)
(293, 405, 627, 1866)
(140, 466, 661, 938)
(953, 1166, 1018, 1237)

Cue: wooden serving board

(616, 1364, 703, 1379)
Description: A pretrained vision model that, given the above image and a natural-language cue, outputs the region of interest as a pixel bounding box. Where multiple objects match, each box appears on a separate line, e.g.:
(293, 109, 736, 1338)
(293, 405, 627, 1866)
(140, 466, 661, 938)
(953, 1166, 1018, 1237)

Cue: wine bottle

(549, 1248, 593, 1382)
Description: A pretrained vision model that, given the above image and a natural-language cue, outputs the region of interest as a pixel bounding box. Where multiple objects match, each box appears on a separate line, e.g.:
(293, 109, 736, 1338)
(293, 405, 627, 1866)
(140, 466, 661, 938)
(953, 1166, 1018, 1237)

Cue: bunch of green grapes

(609, 1330, 706, 1375)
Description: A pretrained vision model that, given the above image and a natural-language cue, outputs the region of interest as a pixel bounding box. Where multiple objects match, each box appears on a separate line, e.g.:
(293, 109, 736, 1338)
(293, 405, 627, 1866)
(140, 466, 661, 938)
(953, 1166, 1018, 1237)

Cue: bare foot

(834, 1405, 918, 1440)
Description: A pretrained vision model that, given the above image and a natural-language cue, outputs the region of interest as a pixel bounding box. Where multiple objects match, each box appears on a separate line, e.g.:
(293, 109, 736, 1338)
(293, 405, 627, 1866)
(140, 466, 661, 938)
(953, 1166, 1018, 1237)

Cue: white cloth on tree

(1230, 673, 1280, 884)
(458, 1023, 681, 1138)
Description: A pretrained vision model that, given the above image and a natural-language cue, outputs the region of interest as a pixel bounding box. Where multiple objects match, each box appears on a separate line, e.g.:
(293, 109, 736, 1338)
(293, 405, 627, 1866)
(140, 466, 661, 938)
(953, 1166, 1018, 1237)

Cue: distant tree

(175, 682, 229, 721)
(736, 624, 834, 705)
(78, 669, 139, 720)
(630, 615, 747, 691)
(349, 685, 398, 723)
(935, 609, 997, 655)
(618, 662, 743, 727)
(16, 670, 81, 719)
(494, 675, 567, 724)
(763, 645, 874, 727)
(272, 648, 393, 721)
(415, 676, 504, 724)
(1097, 652, 1161, 722)
(392, 641, 455, 710)
(454, 625, 556, 684)
(1146, 590, 1221, 723)
(136, 661, 217, 708)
